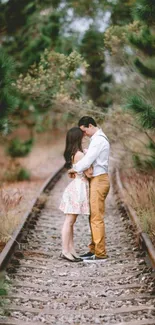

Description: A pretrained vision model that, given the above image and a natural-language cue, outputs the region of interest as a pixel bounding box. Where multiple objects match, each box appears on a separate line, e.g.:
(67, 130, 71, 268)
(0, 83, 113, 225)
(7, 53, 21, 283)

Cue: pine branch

(146, 140, 155, 151)
(0, 49, 17, 131)
(132, 154, 155, 171)
(134, 58, 155, 79)
(133, 0, 155, 25)
(125, 95, 155, 129)
(129, 27, 155, 56)
(125, 121, 155, 145)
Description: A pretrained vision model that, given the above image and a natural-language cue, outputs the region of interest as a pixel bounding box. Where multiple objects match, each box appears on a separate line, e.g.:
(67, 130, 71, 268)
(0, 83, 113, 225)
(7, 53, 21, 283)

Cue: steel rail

(0, 165, 65, 271)
(115, 168, 155, 269)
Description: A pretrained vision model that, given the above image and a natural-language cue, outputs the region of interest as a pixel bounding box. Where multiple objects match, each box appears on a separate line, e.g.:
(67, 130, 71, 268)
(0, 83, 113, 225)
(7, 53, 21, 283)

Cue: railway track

(0, 165, 155, 325)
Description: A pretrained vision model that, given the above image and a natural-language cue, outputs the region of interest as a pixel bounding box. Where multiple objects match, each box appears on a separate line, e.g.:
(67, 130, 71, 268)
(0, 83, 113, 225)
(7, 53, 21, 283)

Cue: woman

(59, 127, 92, 262)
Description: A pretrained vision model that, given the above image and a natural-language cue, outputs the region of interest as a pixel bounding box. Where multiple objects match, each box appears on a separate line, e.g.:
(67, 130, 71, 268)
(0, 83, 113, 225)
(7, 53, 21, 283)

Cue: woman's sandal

(60, 253, 82, 262)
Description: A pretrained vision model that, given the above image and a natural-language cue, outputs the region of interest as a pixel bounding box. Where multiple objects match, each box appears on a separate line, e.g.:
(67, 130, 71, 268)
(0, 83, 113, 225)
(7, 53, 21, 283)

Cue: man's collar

(91, 128, 102, 141)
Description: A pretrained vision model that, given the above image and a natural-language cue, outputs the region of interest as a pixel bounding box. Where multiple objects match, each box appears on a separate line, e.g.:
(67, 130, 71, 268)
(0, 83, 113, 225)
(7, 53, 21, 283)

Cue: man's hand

(68, 168, 76, 179)
(84, 166, 93, 179)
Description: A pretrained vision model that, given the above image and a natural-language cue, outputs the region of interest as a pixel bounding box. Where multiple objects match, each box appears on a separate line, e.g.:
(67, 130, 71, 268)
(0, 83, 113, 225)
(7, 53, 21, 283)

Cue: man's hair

(78, 116, 97, 127)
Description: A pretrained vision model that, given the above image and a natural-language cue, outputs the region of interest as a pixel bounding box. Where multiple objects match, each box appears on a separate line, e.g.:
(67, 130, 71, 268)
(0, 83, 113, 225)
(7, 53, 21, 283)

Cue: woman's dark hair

(64, 127, 83, 169)
(78, 116, 97, 127)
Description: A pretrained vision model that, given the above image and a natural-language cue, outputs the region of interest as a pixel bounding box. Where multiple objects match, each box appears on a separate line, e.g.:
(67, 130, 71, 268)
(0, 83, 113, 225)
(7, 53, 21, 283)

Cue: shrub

(0, 188, 22, 243)
(7, 138, 33, 157)
(17, 168, 30, 181)
(0, 273, 8, 317)
(4, 166, 31, 182)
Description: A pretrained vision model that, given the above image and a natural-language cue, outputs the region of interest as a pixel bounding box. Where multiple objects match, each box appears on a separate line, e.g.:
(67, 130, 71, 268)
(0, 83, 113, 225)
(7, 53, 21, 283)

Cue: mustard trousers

(88, 173, 110, 257)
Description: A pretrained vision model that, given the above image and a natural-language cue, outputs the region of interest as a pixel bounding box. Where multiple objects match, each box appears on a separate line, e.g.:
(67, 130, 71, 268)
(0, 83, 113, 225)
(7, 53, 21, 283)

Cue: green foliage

(20, 11, 62, 71)
(109, 0, 135, 25)
(104, 21, 141, 54)
(0, 0, 32, 34)
(1, 2, 62, 72)
(133, 154, 144, 169)
(41, 12, 60, 41)
(1, 0, 148, 138)
(4, 166, 31, 182)
(0, 49, 18, 133)
(133, 0, 155, 25)
(133, 154, 155, 171)
(125, 92, 155, 171)
(0, 0, 60, 35)
(17, 49, 87, 110)
(134, 58, 155, 78)
(124, 0, 155, 171)
(0, 273, 7, 297)
(0, 287, 7, 296)
(80, 27, 112, 106)
(65, 0, 105, 18)
(129, 27, 155, 56)
(147, 140, 155, 151)
(125, 95, 155, 129)
(0, 2, 5, 31)
(17, 168, 31, 181)
(1, 0, 134, 72)
(104, 0, 155, 172)
(7, 138, 34, 158)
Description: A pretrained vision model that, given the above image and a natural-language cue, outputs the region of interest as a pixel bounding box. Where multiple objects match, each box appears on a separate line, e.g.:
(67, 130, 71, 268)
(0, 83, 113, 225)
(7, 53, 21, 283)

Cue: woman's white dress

(59, 173, 90, 215)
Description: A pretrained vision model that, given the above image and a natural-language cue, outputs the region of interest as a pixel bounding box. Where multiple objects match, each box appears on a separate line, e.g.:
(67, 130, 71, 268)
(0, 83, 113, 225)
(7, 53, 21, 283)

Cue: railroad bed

(1, 170, 155, 325)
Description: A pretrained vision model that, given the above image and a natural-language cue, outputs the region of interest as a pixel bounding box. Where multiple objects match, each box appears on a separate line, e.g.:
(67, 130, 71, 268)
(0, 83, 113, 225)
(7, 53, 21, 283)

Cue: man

(69, 116, 110, 260)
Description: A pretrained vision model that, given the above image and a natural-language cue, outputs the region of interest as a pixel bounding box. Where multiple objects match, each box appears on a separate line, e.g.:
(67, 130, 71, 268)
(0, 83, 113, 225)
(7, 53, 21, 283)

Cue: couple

(59, 116, 110, 262)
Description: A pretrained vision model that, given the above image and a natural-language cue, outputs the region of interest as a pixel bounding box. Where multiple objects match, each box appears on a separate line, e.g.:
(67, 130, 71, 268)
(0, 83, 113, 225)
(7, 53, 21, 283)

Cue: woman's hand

(84, 166, 93, 179)
(68, 168, 76, 179)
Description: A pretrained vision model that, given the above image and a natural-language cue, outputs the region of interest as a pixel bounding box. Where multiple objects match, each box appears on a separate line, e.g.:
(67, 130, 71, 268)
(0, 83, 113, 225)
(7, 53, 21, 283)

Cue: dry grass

(122, 170, 155, 244)
(37, 193, 48, 206)
(0, 188, 23, 243)
(101, 106, 155, 245)
(0, 131, 65, 247)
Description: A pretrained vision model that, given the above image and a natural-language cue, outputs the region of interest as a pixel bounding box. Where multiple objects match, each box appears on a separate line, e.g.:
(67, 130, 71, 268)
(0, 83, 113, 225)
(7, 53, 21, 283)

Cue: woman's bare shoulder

(74, 151, 84, 163)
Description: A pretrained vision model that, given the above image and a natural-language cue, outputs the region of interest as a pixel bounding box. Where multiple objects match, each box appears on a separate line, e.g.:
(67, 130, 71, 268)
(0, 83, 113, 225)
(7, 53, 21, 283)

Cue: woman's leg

(69, 216, 79, 258)
(61, 214, 77, 259)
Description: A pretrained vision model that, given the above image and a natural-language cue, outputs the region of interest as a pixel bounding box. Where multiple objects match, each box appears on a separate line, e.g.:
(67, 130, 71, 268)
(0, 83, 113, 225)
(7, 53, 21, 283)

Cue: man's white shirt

(73, 129, 110, 176)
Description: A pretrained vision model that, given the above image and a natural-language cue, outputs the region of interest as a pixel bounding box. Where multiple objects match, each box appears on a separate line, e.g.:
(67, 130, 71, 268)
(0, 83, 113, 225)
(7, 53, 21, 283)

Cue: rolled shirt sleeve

(73, 141, 102, 173)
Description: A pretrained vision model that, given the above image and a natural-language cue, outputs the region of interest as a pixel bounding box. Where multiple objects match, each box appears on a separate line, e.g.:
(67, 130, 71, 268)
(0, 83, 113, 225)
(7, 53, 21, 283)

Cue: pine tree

(0, 49, 17, 133)
(0, 0, 62, 72)
(109, 0, 135, 25)
(126, 0, 155, 170)
(20, 11, 62, 71)
(80, 27, 112, 107)
(0, 0, 33, 34)
(133, 0, 155, 24)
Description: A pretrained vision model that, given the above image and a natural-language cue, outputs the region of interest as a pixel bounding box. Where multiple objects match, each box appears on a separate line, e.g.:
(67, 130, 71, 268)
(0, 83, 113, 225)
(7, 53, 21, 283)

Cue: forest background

(0, 0, 154, 252)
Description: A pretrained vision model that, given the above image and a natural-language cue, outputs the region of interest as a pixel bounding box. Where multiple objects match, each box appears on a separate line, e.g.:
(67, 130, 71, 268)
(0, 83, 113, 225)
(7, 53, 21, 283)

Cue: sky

(70, 10, 111, 34)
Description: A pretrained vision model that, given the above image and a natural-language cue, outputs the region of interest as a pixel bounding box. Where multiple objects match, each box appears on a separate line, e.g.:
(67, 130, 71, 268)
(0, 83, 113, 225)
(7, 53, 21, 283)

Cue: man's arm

(68, 151, 84, 178)
(73, 141, 102, 173)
